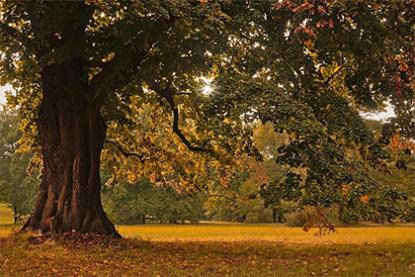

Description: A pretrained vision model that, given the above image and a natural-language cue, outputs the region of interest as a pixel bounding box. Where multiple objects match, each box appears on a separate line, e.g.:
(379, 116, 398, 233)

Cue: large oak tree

(1, 1, 231, 237)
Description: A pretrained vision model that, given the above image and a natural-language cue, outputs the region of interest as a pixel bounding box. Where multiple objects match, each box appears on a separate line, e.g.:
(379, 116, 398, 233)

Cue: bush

(401, 198, 415, 223)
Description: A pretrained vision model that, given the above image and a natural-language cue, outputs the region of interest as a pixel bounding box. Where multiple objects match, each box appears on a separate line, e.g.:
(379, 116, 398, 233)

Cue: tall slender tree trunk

(23, 59, 120, 237)
(13, 207, 18, 224)
(272, 208, 277, 223)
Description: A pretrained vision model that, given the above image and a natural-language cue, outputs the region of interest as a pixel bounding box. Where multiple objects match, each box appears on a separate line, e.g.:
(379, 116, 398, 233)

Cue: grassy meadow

(0, 204, 14, 237)
(1, 205, 415, 276)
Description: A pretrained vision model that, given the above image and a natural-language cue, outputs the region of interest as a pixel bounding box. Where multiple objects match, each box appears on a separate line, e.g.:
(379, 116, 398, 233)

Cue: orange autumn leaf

(360, 195, 369, 203)
(390, 134, 401, 150)
(149, 173, 157, 183)
(389, 134, 415, 152)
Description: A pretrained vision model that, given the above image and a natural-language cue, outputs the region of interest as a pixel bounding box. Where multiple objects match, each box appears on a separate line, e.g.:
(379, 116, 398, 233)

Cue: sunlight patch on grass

(0, 203, 14, 225)
(1, 205, 414, 245)
(118, 224, 415, 244)
(0, 204, 15, 237)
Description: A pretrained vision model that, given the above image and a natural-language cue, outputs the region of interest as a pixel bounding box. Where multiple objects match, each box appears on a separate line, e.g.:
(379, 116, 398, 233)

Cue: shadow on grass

(1, 231, 415, 277)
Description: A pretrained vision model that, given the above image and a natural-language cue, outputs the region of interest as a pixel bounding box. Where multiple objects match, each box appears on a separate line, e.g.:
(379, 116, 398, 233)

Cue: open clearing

(1, 206, 415, 276)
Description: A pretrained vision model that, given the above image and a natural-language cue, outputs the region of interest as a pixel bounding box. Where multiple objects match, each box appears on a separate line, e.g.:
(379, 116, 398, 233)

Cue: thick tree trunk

(23, 60, 120, 237)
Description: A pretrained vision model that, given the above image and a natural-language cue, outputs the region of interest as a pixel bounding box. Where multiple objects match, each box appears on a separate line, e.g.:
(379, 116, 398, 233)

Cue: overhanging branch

(106, 140, 146, 163)
(171, 106, 206, 152)
(150, 82, 210, 153)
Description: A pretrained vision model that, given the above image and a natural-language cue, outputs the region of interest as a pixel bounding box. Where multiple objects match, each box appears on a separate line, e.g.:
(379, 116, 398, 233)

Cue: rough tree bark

(22, 59, 120, 237)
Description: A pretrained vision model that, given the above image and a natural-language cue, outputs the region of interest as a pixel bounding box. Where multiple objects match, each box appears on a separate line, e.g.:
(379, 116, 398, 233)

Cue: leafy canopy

(0, 1, 413, 217)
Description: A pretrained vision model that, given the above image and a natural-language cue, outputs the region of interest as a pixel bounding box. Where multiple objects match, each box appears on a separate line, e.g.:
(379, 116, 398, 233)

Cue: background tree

(102, 179, 205, 224)
(0, 108, 38, 223)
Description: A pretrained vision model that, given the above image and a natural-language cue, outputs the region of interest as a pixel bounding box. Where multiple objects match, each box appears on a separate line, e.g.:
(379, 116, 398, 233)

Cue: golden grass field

(2, 203, 414, 244)
(1, 204, 415, 276)
(119, 224, 415, 244)
(0, 204, 14, 237)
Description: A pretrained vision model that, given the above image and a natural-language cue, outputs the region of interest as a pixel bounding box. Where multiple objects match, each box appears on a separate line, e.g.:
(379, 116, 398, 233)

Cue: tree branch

(321, 62, 347, 86)
(106, 140, 146, 163)
(171, 105, 207, 152)
(89, 45, 151, 107)
(0, 22, 36, 54)
(88, 16, 177, 108)
(150, 82, 210, 153)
